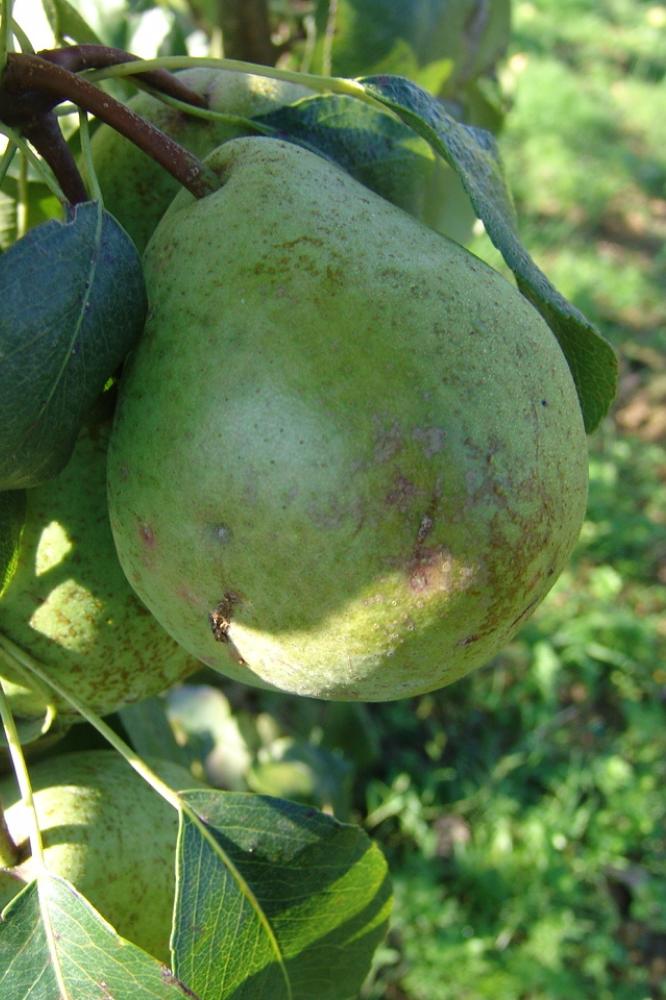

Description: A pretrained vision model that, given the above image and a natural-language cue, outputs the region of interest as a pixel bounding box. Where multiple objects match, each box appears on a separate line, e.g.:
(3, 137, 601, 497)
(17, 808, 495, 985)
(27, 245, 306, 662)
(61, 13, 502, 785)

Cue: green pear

(0, 419, 198, 731)
(0, 750, 197, 960)
(107, 137, 588, 702)
(91, 68, 312, 252)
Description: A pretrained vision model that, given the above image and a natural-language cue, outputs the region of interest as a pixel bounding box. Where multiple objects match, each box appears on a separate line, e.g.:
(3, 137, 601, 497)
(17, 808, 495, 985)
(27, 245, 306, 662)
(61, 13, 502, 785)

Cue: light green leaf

(41, 0, 102, 45)
(0, 490, 26, 599)
(0, 178, 61, 251)
(167, 685, 256, 791)
(311, 0, 511, 96)
(119, 696, 192, 770)
(0, 876, 193, 999)
(247, 737, 353, 819)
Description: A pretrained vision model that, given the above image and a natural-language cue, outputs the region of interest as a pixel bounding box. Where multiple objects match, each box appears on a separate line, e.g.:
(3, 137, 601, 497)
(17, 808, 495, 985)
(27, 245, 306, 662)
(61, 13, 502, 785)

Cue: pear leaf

(0, 876, 194, 999)
(246, 738, 354, 819)
(256, 93, 438, 211)
(0, 490, 26, 599)
(359, 74, 617, 432)
(41, 0, 103, 45)
(0, 201, 147, 490)
(173, 791, 391, 999)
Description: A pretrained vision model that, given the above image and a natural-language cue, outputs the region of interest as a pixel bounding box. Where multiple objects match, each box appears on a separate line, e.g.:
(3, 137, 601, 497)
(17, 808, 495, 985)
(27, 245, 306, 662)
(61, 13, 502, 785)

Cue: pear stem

(0, 679, 45, 870)
(87, 53, 349, 96)
(21, 112, 87, 204)
(0, 797, 20, 868)
(77, 109, 101, 201)
(0, 123, 61, 201)
(0, 0, 13, 75)
(0, 52, 218, 200)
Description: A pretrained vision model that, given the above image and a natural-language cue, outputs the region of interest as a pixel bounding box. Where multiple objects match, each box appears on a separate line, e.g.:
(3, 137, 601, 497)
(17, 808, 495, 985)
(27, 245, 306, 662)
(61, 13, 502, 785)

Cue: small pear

(91, 68, 312, 252)
(0, 750, 197, 960)
(107, 138, 588, 702)
(0, 419, 197, 731)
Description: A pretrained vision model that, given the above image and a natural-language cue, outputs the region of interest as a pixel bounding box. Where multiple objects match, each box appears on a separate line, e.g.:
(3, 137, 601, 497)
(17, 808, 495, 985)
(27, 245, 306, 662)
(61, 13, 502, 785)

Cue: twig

(21, 112, 87, 204)
(0, 52, 217, 200)
(36, 45, 207, 108)
(218, 0, 277, 65)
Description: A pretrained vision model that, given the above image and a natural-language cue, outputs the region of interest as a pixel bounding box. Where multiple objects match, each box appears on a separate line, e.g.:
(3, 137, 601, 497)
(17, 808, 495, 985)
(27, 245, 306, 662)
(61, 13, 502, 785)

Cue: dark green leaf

(257, 94, 437, 220)
(0, 490, 26, 599)
(0, 201, 147, 489)
(0, 876, 194, 999)
(41, 0, 102, 45)
(173, 791, 391, 999)
(359, 75, 618, 432)
(256, 93, 479, 243)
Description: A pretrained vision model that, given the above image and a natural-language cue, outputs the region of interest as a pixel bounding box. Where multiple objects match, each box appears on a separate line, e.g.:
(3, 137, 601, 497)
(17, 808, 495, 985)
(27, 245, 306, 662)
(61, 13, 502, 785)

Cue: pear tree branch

(218, 0, 278, 65)
(0, 52, 218, 201)
(21, 111, 87, 203)
(36, 44, 208, 109)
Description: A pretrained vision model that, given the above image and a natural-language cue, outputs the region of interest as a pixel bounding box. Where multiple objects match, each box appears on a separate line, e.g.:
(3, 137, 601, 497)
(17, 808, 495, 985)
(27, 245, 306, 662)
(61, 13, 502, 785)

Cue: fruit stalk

(21, 112, 87, 204)
(0, 798, 20, 868)
(0, 52, 217, 200)
(0, 678, 46, 871)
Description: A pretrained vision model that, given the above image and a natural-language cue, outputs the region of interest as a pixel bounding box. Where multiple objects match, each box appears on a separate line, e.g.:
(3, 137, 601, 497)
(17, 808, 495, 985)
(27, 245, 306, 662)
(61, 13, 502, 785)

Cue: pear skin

(107, 137, 588, 702)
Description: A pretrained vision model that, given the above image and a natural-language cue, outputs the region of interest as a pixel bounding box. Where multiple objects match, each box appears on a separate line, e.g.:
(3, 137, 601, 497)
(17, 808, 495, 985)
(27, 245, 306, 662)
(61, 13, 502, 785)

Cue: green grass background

(362, 2, 666, 996)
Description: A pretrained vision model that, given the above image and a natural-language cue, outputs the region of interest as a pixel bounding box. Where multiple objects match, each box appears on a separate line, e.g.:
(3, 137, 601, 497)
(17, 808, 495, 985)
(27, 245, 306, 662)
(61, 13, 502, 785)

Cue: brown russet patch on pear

(408, 544, 457, 594)
(385, 473, 420, 513)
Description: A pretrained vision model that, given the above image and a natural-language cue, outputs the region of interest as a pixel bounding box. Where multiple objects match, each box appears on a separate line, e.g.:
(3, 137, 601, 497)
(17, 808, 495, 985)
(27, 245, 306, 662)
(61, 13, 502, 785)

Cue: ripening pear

(0, 750, 197, 960)
(91, 68, 312, 252)
(107, 137, 588, 702)
(0, 419, 197, 731)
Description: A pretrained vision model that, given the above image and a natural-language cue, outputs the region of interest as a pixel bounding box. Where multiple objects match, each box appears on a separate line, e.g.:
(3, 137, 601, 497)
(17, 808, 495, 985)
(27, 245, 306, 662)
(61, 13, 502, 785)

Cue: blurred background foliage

(5, 1, 665, 997)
